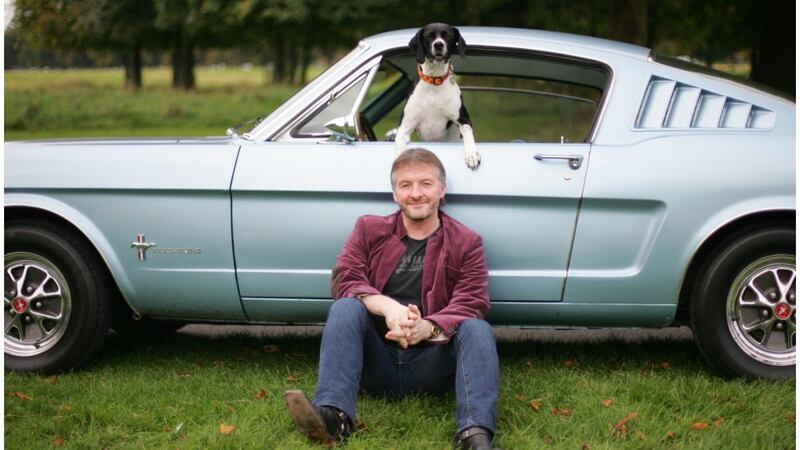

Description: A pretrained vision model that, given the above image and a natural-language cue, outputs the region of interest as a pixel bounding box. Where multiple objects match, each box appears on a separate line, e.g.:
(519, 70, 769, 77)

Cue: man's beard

(400, 200, 439, 221)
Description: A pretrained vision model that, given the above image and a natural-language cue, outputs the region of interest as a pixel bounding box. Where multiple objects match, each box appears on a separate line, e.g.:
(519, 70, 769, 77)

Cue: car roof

(362, 27, 652, 60)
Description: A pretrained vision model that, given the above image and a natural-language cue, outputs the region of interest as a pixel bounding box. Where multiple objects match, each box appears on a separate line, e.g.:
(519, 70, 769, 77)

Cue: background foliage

(5, 0, 795, 95)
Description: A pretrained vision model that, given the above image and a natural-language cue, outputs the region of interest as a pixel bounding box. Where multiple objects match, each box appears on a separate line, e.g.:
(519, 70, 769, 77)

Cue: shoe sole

(284, 390, 337, 447)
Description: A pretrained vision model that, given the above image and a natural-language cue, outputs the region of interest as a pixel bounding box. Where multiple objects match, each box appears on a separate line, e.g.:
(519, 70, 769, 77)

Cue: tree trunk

(123, 45, 143, 90)
(300, 39, 312, 86)
(608, 0, 648, 46)
(287, 42, 299, 85)
(272, 35, 286, 84)
(171, 37, 195, 90)
(750, 0, 795, 96)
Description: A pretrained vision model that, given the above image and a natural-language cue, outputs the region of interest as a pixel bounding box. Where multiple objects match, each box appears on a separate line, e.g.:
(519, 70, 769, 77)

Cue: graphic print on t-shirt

(395, 253, 424, 274)
(373, 236, 428, 342)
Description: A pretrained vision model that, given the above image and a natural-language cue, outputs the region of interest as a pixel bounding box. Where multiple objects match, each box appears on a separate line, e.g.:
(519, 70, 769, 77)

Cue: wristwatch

(429, 322, 441, 339)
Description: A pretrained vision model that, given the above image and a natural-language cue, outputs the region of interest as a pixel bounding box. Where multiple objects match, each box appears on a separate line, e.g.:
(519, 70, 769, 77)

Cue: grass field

(5, 66, 591, 143)
(4, 327, 795, 449)
(4, 67, 306, 140)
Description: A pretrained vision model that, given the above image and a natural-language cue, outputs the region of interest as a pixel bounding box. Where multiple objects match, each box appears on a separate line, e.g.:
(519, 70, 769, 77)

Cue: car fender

(679, 197, 795, 300)
(5, 192, 140, 313)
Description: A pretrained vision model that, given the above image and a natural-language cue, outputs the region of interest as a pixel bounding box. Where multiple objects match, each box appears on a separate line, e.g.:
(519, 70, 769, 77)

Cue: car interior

(295, 49, 611, 144)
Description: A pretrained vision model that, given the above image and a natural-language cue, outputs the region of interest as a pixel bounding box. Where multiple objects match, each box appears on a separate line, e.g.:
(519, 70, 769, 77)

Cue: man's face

(392, 163, 446, 222)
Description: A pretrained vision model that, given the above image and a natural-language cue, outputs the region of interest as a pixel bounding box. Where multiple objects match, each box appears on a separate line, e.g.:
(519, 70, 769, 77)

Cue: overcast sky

(4, 0, 13, 29)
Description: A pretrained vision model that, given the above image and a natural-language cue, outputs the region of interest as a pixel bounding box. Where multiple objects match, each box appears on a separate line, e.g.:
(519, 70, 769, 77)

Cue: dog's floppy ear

(454, 27, 467, 59)
(409, 29, 426, 64)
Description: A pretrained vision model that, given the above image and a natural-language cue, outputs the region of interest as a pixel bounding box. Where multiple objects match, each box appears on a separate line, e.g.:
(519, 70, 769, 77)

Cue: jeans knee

(327, 297, 368, 322)
(457, 319, 495, 344)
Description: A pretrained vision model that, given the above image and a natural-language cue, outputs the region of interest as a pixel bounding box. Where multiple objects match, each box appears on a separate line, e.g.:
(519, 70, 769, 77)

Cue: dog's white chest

(405, 82, 462, 141)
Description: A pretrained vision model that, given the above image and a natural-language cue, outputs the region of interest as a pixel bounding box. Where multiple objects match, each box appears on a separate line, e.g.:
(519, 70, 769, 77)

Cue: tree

(608, 0, 648, 45)
(78, 0, 157, 89)
(153, 0, 240, 90)
(12, 0, 85, 52)
(749, 0, 795, 96)
(235, 0, 308, 84)
(11, 0, 156, 88)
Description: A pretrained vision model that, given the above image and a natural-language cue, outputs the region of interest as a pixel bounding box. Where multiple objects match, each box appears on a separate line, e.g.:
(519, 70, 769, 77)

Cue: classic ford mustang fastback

(5, 27, 795, 378)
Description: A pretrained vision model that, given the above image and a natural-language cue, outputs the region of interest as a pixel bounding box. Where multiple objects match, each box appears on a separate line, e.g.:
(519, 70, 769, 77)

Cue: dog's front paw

(465, 148, 481, 170)
(395, 137, 409, 157)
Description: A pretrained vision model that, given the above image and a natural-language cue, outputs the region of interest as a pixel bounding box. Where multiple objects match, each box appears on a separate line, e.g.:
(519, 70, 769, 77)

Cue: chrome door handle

(534, 154, 583, 170)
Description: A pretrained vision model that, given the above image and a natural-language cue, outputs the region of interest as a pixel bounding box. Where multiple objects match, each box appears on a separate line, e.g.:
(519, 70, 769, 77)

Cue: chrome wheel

(726, 255, 795, 366)
(4, 252, 72, 357)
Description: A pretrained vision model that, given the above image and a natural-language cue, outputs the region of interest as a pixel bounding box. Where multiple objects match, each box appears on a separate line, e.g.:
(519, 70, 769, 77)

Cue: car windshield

(242, 43, 368, 139)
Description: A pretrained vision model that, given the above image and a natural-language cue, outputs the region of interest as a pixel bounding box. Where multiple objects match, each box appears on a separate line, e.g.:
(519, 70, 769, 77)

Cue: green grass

(5, 329, 795, 449)
(6, 66, 601, 144)
(4, 67, 307, 140)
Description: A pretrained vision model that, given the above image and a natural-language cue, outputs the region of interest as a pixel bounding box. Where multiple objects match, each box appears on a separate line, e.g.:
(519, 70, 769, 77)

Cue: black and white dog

(395, 23, 480, 170)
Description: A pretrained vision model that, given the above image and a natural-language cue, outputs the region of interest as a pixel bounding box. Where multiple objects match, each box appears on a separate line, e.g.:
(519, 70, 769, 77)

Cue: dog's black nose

(433, 42, 444, 50)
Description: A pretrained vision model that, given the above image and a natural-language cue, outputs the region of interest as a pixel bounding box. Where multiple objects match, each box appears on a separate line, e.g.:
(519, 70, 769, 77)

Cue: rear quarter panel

(563, 57, 795, 323)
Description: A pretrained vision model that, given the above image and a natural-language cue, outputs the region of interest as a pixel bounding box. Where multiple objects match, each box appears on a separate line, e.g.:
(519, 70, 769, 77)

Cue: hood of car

(5, 136, 240, 190)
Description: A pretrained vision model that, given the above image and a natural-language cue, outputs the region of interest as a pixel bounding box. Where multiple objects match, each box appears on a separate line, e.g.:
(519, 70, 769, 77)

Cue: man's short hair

(390, 148, 447, 188)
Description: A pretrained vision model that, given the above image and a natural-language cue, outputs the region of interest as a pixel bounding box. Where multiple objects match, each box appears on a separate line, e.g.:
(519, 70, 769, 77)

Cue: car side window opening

(359, 50, 609, 144)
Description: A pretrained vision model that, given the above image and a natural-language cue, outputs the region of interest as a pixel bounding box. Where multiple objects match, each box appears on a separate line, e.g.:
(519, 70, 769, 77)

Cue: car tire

(691, 223, 795, 379)
(4, 220, 112, 372)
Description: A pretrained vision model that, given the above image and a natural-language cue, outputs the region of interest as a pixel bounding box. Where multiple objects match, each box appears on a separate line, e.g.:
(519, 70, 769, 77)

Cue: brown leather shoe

(284, 390, 350, 446)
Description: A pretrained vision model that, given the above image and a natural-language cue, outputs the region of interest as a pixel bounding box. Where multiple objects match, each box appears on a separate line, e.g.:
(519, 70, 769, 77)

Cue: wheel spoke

(13, 264, 31, 299)
(742, 280, 774, 307)
(16, 317, 26, 341)
(6, 265, 22, 286)
(5, 315, 19, 334)
(741, 317, 775, 333)
(34, 317, 50, 338)
(773, 269, 796, 299)
(29, 274, 62, 300)
(28, 309, 62, 321)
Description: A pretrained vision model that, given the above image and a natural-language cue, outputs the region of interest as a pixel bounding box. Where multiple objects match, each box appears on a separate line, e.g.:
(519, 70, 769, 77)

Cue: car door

(231, 54, 594, 322)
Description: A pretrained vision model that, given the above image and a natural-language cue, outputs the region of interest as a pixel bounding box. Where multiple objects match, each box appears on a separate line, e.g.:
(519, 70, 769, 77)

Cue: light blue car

(5, 28, 795, 379)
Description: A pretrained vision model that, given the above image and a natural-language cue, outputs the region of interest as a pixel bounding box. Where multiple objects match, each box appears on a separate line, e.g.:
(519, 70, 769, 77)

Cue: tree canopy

(7, 0, 795, 95)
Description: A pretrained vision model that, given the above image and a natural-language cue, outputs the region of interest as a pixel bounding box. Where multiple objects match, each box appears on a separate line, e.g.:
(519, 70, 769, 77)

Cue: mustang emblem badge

(131, 234, 157, 261)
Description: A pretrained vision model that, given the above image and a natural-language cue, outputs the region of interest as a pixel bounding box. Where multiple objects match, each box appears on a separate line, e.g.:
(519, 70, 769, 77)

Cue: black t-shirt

(372, 235, 427, 338)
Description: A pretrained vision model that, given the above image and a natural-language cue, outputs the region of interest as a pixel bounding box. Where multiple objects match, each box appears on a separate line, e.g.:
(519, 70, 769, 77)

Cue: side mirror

(324, 116, 357, 143)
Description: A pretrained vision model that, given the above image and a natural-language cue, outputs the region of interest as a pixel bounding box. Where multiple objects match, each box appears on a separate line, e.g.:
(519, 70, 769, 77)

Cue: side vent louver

(636, 76, 775, 130)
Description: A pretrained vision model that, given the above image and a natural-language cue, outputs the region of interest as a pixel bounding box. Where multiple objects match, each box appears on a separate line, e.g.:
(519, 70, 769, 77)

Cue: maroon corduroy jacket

(331, 210, 489, 342)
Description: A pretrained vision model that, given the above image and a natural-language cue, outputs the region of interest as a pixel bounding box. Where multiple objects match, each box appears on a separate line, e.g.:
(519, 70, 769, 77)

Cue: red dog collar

(418, 64, 453, 85)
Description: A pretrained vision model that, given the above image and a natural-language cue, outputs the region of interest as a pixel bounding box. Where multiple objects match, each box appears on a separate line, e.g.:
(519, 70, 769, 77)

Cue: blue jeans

(313, 297, 499, 435)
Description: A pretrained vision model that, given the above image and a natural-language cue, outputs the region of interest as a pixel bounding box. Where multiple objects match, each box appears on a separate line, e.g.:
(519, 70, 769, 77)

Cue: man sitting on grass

(284, 148, 499, 450)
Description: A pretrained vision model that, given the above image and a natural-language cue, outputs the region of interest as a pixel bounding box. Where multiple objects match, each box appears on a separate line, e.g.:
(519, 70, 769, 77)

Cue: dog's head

(409, 23, 467, 64)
